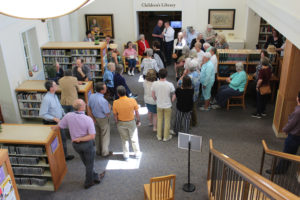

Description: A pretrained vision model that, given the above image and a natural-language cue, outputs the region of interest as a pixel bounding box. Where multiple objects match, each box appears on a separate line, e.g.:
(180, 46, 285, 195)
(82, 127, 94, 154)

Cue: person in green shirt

(213, 62, 247, 108)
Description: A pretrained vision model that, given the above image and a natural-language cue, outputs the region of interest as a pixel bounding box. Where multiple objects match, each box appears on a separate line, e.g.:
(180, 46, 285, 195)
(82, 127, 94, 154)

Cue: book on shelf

(72, 56, 97, 63)
(17, 93, 45, 101)
(71, 49, 98, 56)
(43, 57, 70, 64)
(42, 50, 67, 56)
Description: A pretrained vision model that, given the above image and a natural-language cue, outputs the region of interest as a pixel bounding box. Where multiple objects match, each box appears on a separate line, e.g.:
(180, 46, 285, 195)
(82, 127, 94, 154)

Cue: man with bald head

(53, 99, 105, 189)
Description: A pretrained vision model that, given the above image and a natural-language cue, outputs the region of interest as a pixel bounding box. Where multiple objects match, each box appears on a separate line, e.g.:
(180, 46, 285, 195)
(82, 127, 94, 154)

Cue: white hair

(235, 62, 244, 71)
(139, 34, 145, 40)
(203, 42, 211, 49)
(189, 49, 198, 59)
(145, 48, 153, 57)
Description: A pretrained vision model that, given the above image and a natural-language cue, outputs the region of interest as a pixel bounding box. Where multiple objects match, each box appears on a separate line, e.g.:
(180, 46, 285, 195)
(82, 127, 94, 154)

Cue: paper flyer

(1, 176, 16, 200)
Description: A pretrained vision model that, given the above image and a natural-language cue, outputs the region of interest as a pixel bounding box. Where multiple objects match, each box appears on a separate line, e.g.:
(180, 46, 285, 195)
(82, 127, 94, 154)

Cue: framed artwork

(85, 14, 114, 38)
(208, 9, 235, 30)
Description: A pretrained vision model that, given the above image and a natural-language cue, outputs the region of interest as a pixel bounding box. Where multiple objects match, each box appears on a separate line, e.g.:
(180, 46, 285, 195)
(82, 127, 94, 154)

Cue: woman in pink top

(123, 41, 137, 76)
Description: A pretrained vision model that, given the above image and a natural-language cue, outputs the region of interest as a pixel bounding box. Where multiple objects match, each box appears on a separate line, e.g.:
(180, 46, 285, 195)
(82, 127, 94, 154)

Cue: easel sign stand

(178, 132, 202, 193)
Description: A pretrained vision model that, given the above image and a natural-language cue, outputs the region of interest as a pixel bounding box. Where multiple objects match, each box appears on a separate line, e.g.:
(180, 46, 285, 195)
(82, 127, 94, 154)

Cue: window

(22, 31, 32, 71)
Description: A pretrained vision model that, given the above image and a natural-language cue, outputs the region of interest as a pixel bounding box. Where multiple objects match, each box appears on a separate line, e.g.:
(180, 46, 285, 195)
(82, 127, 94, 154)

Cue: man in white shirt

(162, 21, 175, 65)
(151, 68, 175, 142)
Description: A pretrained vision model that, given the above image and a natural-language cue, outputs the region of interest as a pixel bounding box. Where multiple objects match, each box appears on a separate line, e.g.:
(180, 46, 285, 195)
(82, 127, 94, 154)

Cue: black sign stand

(183, 141, 196, 192)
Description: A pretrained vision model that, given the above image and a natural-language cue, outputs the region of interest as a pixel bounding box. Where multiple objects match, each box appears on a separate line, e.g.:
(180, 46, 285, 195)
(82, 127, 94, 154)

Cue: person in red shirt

(137, 34, 150, 56)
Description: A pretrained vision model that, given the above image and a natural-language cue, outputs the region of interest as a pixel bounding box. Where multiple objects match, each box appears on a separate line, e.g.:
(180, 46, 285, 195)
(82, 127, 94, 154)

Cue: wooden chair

(122, 42, 142, 72)
(144, 174, 176, 200)
(226, 75, 249, 110)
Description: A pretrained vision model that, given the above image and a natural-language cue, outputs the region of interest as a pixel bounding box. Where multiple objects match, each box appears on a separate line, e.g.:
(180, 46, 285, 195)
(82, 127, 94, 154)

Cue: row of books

(71, 49, 98, 56)
(72, 56, 98, 63)
(42, 50, 67, 56)
(2, 145, 45, 155)
(218, 53, 248, 62)
(248, 54, 261, 63)
(91, 71, 102, 79)
(10, 156, 41, 165)
(17, 93, 45, 101)
(43, 57, 70, 64)
(13, 166, 45, 175)
(260, 26, 272, 33)
(259, 35, 267, 41)
(21, 110, 39, 117)
(86, 64, 100, 70)
(19, 102, 41, 109)
(15, 177, 47, 186)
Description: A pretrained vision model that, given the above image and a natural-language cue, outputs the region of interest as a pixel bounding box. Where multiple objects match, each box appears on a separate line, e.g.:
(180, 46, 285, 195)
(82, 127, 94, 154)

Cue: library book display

(41, 42, 107, 83)
(15, 80, 93, 119)
(0, 124, 67, 191)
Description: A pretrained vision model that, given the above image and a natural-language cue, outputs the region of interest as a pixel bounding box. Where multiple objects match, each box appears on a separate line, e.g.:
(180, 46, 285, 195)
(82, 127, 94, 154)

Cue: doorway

(137, 11, 182, 46)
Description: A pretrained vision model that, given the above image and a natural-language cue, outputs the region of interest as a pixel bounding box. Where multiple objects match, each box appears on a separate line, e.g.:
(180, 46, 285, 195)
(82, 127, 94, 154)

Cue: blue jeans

(126, 58, 136, 70)
(72, 140, 99, 186)
(216, 85, 243, 107)
(276, 134, 300, 173)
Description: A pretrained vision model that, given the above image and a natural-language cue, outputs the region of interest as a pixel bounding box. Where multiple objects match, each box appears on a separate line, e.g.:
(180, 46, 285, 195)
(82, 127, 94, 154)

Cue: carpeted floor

(19, 65, 286, 200)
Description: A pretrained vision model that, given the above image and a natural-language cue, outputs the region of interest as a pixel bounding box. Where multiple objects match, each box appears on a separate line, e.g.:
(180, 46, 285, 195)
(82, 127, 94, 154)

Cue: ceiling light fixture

(0, 0, 90, 22)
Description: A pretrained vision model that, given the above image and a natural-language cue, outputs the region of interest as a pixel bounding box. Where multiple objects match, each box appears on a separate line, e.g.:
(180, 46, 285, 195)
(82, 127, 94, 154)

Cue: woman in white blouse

(173, 32, 187, 61)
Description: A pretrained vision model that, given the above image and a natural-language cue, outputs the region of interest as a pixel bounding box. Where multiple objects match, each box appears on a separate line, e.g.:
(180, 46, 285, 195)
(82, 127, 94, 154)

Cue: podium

(178, 132, 202, 192)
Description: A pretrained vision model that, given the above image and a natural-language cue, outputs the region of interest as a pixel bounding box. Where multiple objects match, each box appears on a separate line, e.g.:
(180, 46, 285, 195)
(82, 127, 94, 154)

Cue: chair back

(242, 74, 250, 96)
(150, 174, 176, 200)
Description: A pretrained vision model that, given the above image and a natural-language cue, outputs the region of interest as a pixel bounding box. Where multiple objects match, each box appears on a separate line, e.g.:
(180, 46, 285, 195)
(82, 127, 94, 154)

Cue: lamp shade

(0, 0, 89, 21)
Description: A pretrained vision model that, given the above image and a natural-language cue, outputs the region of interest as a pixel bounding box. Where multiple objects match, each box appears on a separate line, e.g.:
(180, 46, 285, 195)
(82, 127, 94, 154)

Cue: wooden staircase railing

(207, 139, 299, 200)
(260, 140, 300, 196)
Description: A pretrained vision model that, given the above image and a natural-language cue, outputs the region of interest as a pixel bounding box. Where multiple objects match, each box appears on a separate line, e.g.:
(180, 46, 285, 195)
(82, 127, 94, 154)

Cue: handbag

(259, 84, 271, 95)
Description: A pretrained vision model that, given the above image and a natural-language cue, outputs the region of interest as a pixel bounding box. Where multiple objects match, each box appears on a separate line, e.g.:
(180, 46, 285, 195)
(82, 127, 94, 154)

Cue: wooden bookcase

(257, 18, 273, 49)
(41, 42, 107, 82)
(0, 149, 20, 199)
(0, 124, 67, 191)
(15, 80, 93, 119)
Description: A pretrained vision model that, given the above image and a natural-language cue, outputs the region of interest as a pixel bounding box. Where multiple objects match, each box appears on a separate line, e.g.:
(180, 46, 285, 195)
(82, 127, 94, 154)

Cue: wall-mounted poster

(85, 14, 114, 38)
(208, 9, 235, 30)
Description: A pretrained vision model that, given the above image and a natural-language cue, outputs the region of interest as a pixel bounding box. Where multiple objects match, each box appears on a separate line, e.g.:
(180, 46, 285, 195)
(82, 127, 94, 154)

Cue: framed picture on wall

(208, 9, 235, 30)
(85, 14, 114, 38)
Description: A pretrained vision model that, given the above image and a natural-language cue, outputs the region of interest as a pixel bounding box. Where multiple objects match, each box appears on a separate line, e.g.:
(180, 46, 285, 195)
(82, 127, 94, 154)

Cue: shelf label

(51, 136, 58, 154)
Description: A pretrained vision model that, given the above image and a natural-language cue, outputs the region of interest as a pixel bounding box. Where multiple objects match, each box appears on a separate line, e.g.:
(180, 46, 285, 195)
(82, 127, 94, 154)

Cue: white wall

(74, 0, 253, 50)
(0, 15, 49, 123)
(247, 0, 300, 49)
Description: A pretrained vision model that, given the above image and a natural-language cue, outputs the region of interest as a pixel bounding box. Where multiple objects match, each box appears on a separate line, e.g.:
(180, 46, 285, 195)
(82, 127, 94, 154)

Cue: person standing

(152, 19, 164, 46)
(152, 68, 175, 141)
(59, 69, 79, 113)
(39, 80, 74, 161)
(72, 58, 91, 82)
(162, 21, 175, 66)
(53, 99, 105, 189)
(141, 48, 159, 79)
(204, 24, 216, 46)
(266, 92, 300, 174)
(113, 86, 141, 161)
(103, 62, 115, 99)
(200, 53, 215, 111)
(87, 82, 112, 157)
(83, 30, 94, 42)
(173, 76, 194, 135)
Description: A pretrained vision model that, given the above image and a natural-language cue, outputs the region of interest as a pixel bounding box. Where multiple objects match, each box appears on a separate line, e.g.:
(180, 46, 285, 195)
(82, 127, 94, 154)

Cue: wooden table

(0, 124, 67, 191)
(15, 80, 93, 103)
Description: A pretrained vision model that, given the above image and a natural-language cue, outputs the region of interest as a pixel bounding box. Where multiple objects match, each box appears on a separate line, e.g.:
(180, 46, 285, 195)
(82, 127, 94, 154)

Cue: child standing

(173, 76, 194, 135)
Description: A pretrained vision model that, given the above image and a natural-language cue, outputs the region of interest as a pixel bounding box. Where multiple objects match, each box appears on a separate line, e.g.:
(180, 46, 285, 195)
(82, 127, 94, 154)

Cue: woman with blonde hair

(215, 34, 229, 49)
(143, 69, 157, 131)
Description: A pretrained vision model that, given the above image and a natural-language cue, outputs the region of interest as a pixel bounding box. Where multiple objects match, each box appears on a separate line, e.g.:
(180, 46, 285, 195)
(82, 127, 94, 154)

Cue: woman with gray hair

(190, 32, 205, 50)
(212, 62, 247, 109)
(141, 48, 159, 79)
(137, 34, 150, 56)
(175, 45, 190, 81)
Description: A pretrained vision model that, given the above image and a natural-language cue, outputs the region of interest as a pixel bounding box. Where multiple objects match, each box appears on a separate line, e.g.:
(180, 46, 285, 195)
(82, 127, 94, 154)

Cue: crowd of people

(38, 19, 290, 189)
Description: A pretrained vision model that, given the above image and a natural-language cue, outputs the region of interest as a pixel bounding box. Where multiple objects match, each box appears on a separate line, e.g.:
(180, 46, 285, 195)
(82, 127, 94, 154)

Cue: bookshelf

(41, 42, 107, 82)
(0, 149, 20, 199)
(257, 18, 273, 49)
(15, 80, 93, 119)
(0, 124, 67, 191)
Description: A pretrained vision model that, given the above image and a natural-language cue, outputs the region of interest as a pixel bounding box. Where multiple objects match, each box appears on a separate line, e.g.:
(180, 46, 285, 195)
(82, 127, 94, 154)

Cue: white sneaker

(211, 105, 221, 109)
(128, 70, 131, 75)
(169, 130, 175, 135)
(199, 107, 210, 111)
(163, 135, 172, 142)
(131, 71, 135, 76)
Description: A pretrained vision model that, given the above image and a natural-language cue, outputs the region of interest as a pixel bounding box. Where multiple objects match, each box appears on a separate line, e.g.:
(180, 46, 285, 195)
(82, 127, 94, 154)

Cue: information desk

(0, 124, 67, 191)
(15, 80, 93, 119)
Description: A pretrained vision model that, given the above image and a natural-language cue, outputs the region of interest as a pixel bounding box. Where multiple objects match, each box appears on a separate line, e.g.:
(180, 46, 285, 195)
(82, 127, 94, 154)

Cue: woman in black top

(264, 29, 283, 50)
(190, 33, 205, 50)
(172, 76, 194, 135)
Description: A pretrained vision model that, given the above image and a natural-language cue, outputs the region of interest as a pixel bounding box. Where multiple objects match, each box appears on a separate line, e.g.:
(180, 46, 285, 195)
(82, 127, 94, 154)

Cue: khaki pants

(117, 120, 140, 158)
(157, 107, 172, 140)
(95, 117, 110, 156)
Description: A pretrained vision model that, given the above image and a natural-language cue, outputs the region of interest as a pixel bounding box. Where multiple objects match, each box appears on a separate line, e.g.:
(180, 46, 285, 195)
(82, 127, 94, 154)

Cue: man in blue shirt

(39, 80, 74, 161)
(152, 19, 163, 46)
(87, 82, 112, 157)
